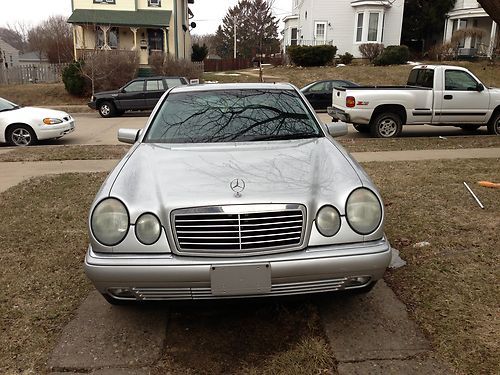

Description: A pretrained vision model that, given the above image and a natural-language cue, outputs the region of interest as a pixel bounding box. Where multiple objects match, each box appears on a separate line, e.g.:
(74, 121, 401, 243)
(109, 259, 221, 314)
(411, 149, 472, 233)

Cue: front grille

(172, 204, 305, 256)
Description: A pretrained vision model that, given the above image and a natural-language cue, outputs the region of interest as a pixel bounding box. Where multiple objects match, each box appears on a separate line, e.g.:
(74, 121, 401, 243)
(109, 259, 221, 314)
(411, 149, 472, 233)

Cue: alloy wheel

(11, 128, 32, 146)
(100, 104, 110, 116)
(378, 118, 397, 137)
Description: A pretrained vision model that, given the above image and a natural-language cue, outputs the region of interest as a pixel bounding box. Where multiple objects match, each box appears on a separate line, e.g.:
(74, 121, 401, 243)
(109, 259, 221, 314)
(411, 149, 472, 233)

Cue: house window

(148, 0, 161, 7)
(356, 13, 363, 42)
(315, 22, 326, 42)
(93, 0, 116, 4)
(368, 13, 379, 42)
(96, 28, 105, 48)
(291, 27, 298, 46)
(108, 28, 119, 49)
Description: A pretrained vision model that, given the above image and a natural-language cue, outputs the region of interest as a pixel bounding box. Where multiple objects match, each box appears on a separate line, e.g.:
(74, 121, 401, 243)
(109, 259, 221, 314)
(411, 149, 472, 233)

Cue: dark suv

(88, 76, 188, 118)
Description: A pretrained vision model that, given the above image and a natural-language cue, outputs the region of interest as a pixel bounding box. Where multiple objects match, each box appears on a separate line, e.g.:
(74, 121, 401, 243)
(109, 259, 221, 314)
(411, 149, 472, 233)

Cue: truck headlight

(315, 205, 341, 237)
(91, 198, 129, 246)
(346, 188, 382, 235)
(43, 118, 63, 125)
(135, 213, 161, 245)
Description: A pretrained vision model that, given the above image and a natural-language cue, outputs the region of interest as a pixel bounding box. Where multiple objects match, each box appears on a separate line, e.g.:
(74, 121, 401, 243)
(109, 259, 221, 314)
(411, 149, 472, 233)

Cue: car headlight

(135, 213, 161, 245)
(346, 188, 382, 235)
(43, 118, 63, 125)
(91, 198, 129, 246)
(315, 205, 341, 237)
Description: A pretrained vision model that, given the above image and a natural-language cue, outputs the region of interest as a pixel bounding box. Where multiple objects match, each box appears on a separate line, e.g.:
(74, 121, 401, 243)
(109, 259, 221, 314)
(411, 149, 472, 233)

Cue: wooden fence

(0, 64, 68, 85)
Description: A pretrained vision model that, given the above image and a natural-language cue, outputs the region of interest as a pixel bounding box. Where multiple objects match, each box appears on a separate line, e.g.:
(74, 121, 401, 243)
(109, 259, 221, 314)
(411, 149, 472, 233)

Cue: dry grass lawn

(363, 158, 500, 375)
(0, 173, 105, 373)
(0, 83, 85, 107)
(0, 145, 130, 162)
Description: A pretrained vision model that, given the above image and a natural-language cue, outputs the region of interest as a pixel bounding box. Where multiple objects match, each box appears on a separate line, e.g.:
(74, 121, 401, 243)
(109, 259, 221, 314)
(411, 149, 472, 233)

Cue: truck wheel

(371, 113, 403, 138)
(487, 112, 500, 135)
(98, 101, 116, 118)
(353, 124, 370, 133)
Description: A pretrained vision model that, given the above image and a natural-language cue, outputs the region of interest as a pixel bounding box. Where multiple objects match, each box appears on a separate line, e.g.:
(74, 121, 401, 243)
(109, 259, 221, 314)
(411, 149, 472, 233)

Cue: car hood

(2, 106, 69, 119)
(108, 138, 363, 221)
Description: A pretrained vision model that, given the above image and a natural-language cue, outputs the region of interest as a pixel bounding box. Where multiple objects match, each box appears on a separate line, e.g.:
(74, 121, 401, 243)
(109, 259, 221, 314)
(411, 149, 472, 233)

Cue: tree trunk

(477, 0, 500, 24)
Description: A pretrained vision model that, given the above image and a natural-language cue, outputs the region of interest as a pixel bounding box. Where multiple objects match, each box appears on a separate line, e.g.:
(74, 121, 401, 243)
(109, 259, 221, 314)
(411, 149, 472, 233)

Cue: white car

(0, 97, 75, 146)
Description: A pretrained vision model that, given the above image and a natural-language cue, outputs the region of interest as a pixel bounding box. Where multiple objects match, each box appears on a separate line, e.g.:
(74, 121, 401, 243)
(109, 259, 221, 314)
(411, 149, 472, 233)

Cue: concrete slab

(352, 147, 500, 162)
(320, 281, 430, 362)
(337, 359, 451, 375)
(0, 159, 118, 193)
(48, 291, 167, 372)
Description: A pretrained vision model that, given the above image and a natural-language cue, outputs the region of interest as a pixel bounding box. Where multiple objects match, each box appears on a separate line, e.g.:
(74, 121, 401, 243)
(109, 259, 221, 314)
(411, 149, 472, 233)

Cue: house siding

(0, 39, 20, 68)
(285, 0, 404, 58)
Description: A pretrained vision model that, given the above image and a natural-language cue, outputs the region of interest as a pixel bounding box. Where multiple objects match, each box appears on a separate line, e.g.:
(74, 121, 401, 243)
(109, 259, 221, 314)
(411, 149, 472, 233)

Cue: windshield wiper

(249, 133, 322, 141)
(0, 108, 16, 113)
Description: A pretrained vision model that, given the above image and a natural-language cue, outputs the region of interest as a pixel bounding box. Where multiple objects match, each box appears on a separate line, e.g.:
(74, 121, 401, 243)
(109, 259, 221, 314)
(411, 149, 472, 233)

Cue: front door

(148, 29, 164, 55)
(436, 69, 489, 124)
(116, 80, 146, 110)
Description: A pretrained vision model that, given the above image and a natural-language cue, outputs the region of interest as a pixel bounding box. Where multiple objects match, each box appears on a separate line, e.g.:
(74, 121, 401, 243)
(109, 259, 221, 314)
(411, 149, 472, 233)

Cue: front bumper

(36, 120, 75, 140)
(327, 106, 351, 123)
(88, 101, 97, 110)
(85, 238, 391, 301)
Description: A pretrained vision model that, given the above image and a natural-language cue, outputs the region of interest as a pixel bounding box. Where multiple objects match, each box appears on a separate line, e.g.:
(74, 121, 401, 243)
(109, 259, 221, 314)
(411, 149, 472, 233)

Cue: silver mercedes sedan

(85, 83, 391, 304)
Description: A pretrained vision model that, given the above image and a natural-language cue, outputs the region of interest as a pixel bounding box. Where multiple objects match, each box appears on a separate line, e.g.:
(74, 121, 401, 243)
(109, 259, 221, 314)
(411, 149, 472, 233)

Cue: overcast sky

(0, 0, 291, 35)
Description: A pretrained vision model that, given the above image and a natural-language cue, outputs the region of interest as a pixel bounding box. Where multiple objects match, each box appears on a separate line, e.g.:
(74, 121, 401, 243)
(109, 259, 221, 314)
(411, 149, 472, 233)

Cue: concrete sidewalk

(0, 147, 498, 193)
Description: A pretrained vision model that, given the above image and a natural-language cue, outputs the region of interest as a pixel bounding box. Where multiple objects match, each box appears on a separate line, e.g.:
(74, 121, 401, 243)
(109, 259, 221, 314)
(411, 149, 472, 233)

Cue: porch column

(488, 22, 497, 58)
(100, 25, 110, 50)
(444, 18, 453, 42)
(72, 25, 78, 61)
(130, 27, 138, 50)
(163, 28, 169, 54)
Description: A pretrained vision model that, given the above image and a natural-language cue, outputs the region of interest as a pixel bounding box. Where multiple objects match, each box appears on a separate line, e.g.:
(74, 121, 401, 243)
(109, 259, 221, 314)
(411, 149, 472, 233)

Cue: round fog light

(316, 205, 341, 237)
(135, 213, 161, 245)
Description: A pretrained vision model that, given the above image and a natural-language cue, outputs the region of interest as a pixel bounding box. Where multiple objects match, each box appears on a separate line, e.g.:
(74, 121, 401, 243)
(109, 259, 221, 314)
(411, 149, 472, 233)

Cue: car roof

(133, 76, 186, 80)
(170, 82, 296, 93)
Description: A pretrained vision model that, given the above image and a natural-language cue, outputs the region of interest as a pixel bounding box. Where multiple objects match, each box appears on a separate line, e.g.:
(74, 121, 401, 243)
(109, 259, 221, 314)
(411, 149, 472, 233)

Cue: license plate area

(210, 264, 271, 296)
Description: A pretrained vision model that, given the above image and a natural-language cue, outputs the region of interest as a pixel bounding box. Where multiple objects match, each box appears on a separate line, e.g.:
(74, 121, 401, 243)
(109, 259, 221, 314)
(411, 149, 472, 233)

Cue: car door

(303, 81, 328, 110)
(144, 79, 166, 109)
(436, 69, 489, 124)
(116, 80, 146, 110)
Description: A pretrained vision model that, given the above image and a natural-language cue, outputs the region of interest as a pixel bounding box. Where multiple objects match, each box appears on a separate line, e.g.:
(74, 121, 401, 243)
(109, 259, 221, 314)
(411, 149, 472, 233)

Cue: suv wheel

(98, 101, 116, 118)
(371, 113, 403, 138)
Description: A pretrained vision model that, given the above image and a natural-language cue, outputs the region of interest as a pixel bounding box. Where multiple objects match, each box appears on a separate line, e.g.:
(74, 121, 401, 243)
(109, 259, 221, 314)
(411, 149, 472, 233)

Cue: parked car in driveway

(85, 83, 391, 304)
(328, 65, 500, 137)
(0, 97, 75, 146)
(301, 80, 359, 111)
(88, 76, 188, 118)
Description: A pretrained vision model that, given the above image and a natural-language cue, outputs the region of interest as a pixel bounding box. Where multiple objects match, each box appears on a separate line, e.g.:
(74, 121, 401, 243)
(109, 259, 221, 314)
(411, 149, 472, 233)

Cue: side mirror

(326, 122, 348, 138)
(118, 128, 141, 144)
(477, 83, 484, 92)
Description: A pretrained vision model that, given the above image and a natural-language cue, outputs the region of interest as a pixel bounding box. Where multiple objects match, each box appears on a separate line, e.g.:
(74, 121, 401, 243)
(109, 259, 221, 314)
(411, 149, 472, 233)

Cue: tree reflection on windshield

(145, 89, 323, 143)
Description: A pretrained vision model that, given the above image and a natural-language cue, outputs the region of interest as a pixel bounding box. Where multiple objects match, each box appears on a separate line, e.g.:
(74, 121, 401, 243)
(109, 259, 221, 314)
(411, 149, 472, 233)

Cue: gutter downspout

(174, 0, 179, 58)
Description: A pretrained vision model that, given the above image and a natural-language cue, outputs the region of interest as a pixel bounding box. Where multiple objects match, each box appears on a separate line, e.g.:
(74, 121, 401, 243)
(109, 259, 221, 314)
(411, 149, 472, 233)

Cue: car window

(0, 98, 18, 112)
(407, 69, 434, 88)
(309, 82, 327, 92)
(123, 81, 144, 93)
(165, 78, 184, 88)
(145, 89, 324, 143)
(445, 70, 478, 91)
(146, 80, 165, 91)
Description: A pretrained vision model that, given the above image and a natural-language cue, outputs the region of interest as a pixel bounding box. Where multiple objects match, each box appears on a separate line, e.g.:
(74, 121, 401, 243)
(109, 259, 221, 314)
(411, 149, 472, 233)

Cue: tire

(6, 124, 37, 146)
(370, 112, 403, 138)
(353, 124, 370, 133)
(487, 112, 500, 135)
(98, 101, 116, 118)
(460, 125, 481, 132)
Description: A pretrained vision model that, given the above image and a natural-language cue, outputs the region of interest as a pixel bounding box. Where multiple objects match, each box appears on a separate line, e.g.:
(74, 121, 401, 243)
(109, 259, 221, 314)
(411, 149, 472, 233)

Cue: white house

(0, 38, 20, 69)
(282, 0, 405, 58)
(443, 0, 498, 58)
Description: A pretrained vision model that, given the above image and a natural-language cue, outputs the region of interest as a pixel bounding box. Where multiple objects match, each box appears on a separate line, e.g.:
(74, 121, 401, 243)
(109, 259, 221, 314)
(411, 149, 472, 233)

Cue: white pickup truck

(327, 65, 500, 138)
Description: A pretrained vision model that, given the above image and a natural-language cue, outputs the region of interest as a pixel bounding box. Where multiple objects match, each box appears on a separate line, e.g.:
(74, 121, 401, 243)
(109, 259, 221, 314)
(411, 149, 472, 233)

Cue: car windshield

(0, 98, 19, 112)
(145, 89, 324, 143)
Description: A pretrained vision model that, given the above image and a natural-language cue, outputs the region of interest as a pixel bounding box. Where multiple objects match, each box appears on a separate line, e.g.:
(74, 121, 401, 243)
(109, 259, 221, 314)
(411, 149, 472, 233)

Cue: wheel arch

(488, 105, 500, 125)
(370, 104, 407, 125)
(5, 122, 37, 140)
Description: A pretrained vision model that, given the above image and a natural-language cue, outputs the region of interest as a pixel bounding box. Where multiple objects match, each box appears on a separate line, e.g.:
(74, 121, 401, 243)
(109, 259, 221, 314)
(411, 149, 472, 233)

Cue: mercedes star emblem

(230, 178, 245, 197)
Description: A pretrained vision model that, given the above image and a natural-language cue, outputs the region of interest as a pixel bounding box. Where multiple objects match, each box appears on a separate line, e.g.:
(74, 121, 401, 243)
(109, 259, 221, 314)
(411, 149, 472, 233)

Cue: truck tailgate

(332, 87, 347, 109)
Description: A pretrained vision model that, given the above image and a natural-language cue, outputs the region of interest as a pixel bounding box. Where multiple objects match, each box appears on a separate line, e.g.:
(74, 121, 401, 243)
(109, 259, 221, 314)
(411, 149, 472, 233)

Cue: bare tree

(28, 16, 74, 63)
(0, 22, 30, 52)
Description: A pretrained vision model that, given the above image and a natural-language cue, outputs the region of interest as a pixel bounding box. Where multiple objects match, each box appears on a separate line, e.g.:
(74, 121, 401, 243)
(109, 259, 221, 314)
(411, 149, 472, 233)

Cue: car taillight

(346, 96, 356, 108)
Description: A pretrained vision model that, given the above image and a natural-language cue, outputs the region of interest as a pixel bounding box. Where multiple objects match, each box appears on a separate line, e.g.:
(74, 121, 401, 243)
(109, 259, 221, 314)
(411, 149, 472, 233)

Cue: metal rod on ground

(463, 182, 484, 209)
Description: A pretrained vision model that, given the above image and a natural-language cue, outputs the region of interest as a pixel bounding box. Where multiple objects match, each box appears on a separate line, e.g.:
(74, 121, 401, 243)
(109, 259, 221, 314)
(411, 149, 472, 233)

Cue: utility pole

(233, 16, 237, 59)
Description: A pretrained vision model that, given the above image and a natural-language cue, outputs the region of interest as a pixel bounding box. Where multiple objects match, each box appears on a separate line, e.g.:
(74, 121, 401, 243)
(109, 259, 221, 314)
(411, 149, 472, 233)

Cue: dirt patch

(338, 136, 500, 153)
(153, 301, 335, 375)
(0, 145, 129, 162)
(363, 158, 500, 375)
(0, 173, 106, 373)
